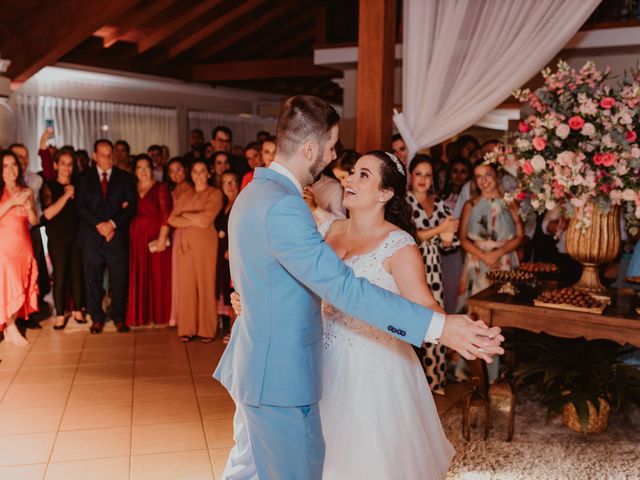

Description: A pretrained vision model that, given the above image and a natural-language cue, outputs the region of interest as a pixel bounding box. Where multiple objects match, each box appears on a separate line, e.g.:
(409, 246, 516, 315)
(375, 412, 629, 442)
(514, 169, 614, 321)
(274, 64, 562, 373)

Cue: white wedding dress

(319, 222, 455, 480)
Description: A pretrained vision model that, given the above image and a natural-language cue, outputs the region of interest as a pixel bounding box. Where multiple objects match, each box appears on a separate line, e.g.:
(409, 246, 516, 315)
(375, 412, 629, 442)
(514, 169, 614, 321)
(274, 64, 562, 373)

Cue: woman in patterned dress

(407, 154, 460, 395)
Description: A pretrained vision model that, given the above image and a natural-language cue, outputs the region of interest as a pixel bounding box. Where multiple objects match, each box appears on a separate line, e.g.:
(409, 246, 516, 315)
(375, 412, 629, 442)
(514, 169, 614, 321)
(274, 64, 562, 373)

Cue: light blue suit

(214, 167, 437, 479)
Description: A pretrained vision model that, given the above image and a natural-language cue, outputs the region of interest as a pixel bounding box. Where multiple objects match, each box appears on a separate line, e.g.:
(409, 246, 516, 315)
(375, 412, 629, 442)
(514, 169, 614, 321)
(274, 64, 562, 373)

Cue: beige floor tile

(67, 380, 133, 406)
(133, 394, 200, 425)
(131, 450, 214, 480)
(79, 347, 134, 365)
(199, 394, 236, 421)
(45, 456, 129, 480)
(132, 421, 207, 455)
(133, 378, 195, 399)
(0, 432, 56, 466)
(11, 366, 77, 386)
(210, 448, 231, 479)
(0, 383, 70, 408)
(0, 355, 27, 371)
(193, 376, 229, 398)
(22, 351, 81, 368)
(0, 463, 47, 480)
(74, 363, 133, 384)
(0, 405, 64, 434)
(60, 402, 132, 431)
(83, 334, 134, 350)
(29, 338, 85, 354)
(134, 361, 191, 379)
(203, 418, 235, 448)
(50, 426, 130, 462)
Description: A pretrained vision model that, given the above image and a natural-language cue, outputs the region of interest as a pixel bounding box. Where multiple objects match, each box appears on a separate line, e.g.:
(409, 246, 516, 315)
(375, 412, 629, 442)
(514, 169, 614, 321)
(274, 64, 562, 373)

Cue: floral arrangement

(509, 60, 640, 234)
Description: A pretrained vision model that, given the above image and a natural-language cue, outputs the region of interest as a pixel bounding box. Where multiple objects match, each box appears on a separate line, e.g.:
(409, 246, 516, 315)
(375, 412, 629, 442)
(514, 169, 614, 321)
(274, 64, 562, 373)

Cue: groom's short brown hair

(276, 95, 340, 157)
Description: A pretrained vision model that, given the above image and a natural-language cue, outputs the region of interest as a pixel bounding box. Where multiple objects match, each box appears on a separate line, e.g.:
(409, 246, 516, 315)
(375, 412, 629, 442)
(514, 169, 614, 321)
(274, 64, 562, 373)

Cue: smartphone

(45, 119, 55, 137)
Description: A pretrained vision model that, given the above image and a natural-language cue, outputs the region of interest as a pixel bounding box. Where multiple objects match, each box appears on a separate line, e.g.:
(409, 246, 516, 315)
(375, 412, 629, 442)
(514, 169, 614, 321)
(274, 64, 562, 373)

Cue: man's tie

(101, 172, 109, 198)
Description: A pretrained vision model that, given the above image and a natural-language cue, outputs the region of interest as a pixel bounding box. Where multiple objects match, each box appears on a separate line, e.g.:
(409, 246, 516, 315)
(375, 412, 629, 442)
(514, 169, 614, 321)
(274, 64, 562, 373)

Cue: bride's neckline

(325, 220, 403, 261)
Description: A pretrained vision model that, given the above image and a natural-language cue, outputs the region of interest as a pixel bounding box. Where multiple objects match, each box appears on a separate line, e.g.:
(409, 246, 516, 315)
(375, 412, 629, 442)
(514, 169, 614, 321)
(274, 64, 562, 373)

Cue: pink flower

(594, 153, 616, 167)
(518, 122, 530, 133)
(516, 192, 527, 201)
(522, 161, 534, 175)
(568, 116, 585, 130)
(626, 130, 637, 143)
(600, 97, 616, 109)
(532, 137, 546, 151)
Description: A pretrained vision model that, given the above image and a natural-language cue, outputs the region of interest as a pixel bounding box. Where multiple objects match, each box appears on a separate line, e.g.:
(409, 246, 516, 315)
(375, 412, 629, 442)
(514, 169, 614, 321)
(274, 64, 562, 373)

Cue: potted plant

(511, 334, 640, 433)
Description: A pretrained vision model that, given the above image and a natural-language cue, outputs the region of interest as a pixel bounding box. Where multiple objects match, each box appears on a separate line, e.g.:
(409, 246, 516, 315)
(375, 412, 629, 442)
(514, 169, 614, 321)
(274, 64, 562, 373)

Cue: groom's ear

(302, 139, 318, 162)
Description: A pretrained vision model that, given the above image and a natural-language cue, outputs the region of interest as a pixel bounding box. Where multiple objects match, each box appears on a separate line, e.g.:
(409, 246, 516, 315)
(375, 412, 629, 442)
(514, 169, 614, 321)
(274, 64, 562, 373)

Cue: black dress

(40, 180, 84, 315)
(214, 206, 232, 306)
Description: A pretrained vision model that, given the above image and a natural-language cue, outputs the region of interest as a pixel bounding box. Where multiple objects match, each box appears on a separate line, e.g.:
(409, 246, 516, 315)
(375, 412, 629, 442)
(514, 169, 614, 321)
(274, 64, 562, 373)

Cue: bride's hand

(438, 314, 504, 363)
(231, 291, 242, 315)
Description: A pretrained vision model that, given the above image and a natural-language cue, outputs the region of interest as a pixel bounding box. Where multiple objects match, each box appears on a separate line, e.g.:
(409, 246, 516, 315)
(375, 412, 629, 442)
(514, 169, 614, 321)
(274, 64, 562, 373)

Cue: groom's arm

(267, 195, 434, 347)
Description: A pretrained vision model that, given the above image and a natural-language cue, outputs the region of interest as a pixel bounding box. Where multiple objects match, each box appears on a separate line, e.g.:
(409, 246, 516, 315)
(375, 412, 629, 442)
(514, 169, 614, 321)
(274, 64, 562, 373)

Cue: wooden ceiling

(1, 0, 359, 103)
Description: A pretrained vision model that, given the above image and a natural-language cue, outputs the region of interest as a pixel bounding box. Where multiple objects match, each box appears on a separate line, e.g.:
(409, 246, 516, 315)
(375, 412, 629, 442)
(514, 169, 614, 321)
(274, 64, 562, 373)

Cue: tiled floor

(0, 320, 233, 480)
(0, 320, 459, 480)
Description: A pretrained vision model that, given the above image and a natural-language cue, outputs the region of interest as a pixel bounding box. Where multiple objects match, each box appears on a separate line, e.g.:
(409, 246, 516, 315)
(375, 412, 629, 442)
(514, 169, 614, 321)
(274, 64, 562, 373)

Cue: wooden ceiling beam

(4, 0, 141, 84)
(190, 57, 338, 81)
(263, 29, 315, 59)
(101, 0, 175, 48)
(195, 1, 295, 61)
(167, 0, 267, 59)
(137, 0, 223, 54)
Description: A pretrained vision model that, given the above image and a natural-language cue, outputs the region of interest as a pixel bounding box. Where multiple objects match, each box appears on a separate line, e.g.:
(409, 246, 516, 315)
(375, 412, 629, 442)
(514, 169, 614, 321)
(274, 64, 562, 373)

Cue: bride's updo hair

(365, 150, 416, 238)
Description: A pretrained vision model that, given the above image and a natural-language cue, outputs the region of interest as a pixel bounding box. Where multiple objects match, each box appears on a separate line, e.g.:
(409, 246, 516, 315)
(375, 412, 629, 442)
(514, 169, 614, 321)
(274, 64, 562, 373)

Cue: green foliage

(510, 334, 640, 432)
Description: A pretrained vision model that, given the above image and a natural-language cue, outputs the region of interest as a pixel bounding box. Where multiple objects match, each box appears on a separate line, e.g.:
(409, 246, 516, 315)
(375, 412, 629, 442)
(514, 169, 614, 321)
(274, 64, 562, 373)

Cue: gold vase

(565, 204, 621, 296)
(562, 397, 610, 433)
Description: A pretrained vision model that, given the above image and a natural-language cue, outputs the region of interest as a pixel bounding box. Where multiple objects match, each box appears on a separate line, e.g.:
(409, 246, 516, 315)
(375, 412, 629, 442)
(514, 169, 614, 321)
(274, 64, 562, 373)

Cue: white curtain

(15, 94, 179, 170)
(394, 0, 601, 159)
(188, 110, 276, 148)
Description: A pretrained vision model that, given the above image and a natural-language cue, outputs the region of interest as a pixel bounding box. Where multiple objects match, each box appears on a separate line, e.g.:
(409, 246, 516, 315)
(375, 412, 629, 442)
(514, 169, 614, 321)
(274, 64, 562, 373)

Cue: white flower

(556, 151, 574, 166)
(615, 160, 628, 176)
(578, 100, 598, 116)
(555, 123, 570, 139)
(545, 199, 557, 211)
(622, 189, 636, 202)
(571, 198, 585, 209)
(531, 155, 546, 172)
(581, 123, 596, 137)
(602, 134, 615, 148)
(531, 199, 541, 209)
(610, 190, 623, 203)
(515, 138, 531, 152)
(572, 175, 584, 186)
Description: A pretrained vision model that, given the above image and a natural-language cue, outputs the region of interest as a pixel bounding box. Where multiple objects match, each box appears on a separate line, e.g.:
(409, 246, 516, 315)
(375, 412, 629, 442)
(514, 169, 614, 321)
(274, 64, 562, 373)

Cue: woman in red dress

(0, 150, 38, 345)
(126, 154, 172, 326)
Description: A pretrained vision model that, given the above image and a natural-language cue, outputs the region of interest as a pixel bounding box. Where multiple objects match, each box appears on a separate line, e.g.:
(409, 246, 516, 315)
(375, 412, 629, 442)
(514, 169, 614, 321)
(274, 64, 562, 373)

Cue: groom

(214, 96, 503, 480)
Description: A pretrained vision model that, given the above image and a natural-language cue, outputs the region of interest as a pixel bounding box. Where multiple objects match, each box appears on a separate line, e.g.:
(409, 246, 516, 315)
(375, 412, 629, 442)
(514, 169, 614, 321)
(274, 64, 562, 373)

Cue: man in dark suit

(76, 139, 137, 334)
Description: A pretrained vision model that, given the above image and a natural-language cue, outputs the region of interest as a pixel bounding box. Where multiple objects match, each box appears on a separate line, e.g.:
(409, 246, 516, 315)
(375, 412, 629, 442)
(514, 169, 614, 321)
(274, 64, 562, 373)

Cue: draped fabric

(188, 110, 276, 149)
(15, 95, 179, 170)
(394, 0, 601, 161)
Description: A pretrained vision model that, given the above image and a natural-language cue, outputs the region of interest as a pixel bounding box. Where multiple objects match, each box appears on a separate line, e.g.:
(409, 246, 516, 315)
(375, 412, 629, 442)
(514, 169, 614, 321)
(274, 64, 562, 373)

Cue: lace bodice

(319, 220, 416, 342)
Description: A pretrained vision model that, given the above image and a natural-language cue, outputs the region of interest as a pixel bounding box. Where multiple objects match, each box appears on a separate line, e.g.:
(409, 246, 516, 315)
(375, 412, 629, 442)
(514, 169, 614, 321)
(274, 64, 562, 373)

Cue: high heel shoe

(73, 311, 87, 324)
(53, 315, 67, 330)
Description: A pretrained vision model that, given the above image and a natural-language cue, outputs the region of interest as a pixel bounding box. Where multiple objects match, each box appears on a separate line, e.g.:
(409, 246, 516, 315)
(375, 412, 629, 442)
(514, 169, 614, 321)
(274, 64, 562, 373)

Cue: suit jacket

(213, 167, 434, 408)
(75, 166, 137, 253)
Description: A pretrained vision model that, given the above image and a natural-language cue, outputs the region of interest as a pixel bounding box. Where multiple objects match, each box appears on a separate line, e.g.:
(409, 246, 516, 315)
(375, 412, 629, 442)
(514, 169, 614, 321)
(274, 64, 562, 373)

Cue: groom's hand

(439, 315, 504, 363)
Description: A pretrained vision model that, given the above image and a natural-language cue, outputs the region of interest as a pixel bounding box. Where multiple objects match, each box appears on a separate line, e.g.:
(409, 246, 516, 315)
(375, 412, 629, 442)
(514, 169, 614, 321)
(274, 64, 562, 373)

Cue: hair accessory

(386, 152, 405, 176)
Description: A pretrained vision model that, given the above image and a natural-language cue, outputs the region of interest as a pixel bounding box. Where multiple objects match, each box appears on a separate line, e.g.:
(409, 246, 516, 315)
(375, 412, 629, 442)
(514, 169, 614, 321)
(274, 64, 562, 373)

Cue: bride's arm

(385, 244, 445, 315)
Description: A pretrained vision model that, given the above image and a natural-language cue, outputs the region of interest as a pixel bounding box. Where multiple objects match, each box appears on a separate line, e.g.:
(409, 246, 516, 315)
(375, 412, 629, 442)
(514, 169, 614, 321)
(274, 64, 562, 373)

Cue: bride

(233, 151, 455, 479)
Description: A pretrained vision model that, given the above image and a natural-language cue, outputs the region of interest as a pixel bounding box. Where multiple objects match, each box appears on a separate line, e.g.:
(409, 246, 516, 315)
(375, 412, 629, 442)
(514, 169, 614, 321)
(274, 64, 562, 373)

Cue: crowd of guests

(0, 122, 583, 394)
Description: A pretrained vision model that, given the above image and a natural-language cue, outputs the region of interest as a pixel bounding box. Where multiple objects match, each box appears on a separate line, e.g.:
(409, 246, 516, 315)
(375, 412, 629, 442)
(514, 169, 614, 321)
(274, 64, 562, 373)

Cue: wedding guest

(332, 149, 360, 188)
(126, 154, 172, 327)
(391, 134, 408, 166)
(115, 140, 132, 173)
(215, 171, 239, 343)
(456, 160, 524, 312)
(161, 145, 170, 167)
(167, 157, 191, 327)
(260, 137, 276, 168)
(10, 143, 51, 322)
(75, 150, 90, 174)
(240, 142, 263, 190)
(442, 156, 472, 211)
(407, 154, 460, 395)
(40, 150, 85, 329)
(0, 150, 38, 345)
(147, 145, 165, 182)
(212, 126, 250, 178)
(183, 128, 206, 167)
(256, 130, 271, 143)
(168, 159, 223, 342)
(38, 129, 56, 182)
(209, 151, 231, 189)
(76, 139, 137, 334)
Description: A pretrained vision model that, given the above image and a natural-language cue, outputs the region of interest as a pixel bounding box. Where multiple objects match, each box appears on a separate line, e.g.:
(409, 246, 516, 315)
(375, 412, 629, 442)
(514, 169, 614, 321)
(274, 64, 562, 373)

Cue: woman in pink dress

(126, 154, 172, 326)
(0, 150, 38, 345)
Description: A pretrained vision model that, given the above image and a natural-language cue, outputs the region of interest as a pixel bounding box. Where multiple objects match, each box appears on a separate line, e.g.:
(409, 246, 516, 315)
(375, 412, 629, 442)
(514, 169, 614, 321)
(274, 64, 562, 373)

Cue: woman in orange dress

(168, 159, 223, 343)
(0, 150, 38, 345)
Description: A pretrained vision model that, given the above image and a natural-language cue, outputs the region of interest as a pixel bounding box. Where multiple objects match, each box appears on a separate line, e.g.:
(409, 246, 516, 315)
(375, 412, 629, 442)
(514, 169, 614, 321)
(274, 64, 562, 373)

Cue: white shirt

(269, 161, 445, 343)
(96, 166, 113, 182)
(269, 162, 303, 195)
